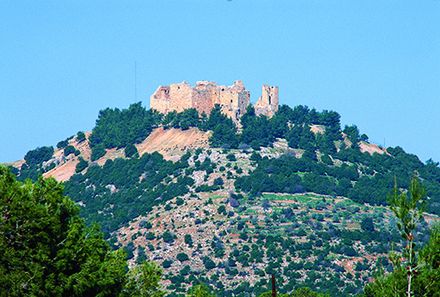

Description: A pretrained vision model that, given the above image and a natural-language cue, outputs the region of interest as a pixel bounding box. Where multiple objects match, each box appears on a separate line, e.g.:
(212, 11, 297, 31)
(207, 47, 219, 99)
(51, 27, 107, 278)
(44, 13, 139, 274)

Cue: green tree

(206, 105, 239, 149)
(184, 234, 193, 247)
(343, 125, 360, 144)
(240, 106, 275, 149)
(121, 261, 166, 297)
(317, 110, 341, 141)
(64, 145, 77, 156)
(75, 157, 88, 173)
(76, 131, 86, 143)
(286, 125, 302, 148)
(315, 132, 336, 154)
(57, 138, 70, 149)
(24, 146, 54, 166)
(178, 108, 199, 130)
(0, 166, 169, 297)
(91, 143, 106, 161)
(299, 125, 316, 151)
(364, 177, 440, 297)
(0, 166, 127, 296)
(162, 230, 175, 243)
(89, 102, 160, 149)
(187, 283, 215, 297)
(388, 177, 426, 297)
(177, 252, 189, 262)
(361, 217, 375, 232)
(137, 246, 147, 264)
(291, 287, 330, 297)
(125, 143, 139, 158)
(270, 105, 290, 138)
(203, 256, 216, 270)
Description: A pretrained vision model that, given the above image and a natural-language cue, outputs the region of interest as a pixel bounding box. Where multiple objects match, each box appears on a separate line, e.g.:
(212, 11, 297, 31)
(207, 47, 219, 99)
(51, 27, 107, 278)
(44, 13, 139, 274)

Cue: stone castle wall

(150, 80, 278, 121)
(255, 85, 279, 117)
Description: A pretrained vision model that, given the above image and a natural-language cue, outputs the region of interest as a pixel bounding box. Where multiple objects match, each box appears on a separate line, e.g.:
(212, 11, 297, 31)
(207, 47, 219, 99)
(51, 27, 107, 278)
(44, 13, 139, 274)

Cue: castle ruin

(254, 85, 279, 117)
(150, 80, 278, 122)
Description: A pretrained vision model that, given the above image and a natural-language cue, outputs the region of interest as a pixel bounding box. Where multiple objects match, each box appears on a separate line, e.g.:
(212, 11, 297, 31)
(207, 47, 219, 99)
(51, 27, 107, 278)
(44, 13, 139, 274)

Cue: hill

(7, 96, 440, 296)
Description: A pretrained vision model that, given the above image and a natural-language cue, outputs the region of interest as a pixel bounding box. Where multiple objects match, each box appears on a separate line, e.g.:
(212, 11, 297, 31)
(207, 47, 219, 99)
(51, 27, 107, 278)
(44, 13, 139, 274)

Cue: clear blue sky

(1, 1, 439, 163)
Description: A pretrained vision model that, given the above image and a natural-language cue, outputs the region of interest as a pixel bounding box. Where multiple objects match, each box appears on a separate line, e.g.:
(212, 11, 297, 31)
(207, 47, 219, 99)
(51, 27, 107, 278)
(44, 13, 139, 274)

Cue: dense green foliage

(0, 166, 165, 297)
(91, 143, 106, 161)
(121, 261, 165, 297)
(205, 105, 239, 149)
(89, 102, 161, 150)
(64, 145, 80, 156)
(163, 108, 200, 130)
(258, 287, 330, 297)
(57, 137, 72, 149)
(18, 102, 440, 215)
(144, 191, 403, 296)
(76, 131, 86, 143)
(363, 178, 440, 297)
(75, 157, 88, 173)
(235, 109, 440, 215)
(18, 101, 440, 214)
(64, 152, 193, 233)
(17, 146, 55, 181)
(124, 143, 139, 158)
(343, 125, 361, 144)
(4, 163, 438, 297)
(187, 284, 215, 297)
(235, 152, 386, 204)
(240, 106, 275, 149)
(24, 146, 54, 166)
(11, 101, 440, 296)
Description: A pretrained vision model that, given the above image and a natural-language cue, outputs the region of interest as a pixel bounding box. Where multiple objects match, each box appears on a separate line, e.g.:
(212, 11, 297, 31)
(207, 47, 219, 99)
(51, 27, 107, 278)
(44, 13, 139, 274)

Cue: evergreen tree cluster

(89, 102, 161, 151)
(236, 145, 440, 214)
(64, 152, 193, 233)
(15, 100, 440, 218)
(23, 146, 54, 166)
(3, 165, 439, 297)
(162, 108, 201, 130)
(85, 102, 346, 152)
(15, 100, 440, 217)
(0, 166, 166, 297)
(364, 178, 440, 297)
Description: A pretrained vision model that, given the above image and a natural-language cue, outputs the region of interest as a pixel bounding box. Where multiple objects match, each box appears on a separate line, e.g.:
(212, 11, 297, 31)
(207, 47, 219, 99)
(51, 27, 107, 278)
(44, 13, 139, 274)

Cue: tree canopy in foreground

(0, 166, 165, 297)
(363, 177, 440, 297)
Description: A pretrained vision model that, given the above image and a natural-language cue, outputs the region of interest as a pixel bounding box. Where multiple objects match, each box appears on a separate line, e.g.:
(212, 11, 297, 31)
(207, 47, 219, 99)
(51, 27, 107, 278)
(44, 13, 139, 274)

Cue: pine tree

(364, 176, 440, 297)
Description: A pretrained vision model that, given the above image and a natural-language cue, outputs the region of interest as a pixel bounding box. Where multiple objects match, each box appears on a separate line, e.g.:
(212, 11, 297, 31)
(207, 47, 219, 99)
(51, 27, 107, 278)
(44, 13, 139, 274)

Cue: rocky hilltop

(6, 81, 440, 296)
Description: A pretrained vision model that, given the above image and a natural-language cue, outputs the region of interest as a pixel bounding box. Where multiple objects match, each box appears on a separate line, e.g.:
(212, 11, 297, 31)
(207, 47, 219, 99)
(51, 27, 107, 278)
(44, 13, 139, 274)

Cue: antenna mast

(134, 61, 138, 101)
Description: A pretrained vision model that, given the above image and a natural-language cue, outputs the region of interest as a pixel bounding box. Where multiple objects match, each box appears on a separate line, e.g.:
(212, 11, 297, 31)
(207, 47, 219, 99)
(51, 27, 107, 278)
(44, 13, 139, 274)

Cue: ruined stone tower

(150, 81, 278, 122)
(254, 85, 279, 117)
(150, 81, 250, 122)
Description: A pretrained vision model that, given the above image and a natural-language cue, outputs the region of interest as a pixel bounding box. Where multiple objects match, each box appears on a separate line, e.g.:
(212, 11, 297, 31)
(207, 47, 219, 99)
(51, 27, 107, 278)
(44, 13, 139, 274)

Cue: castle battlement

(150, 81, 278, 121)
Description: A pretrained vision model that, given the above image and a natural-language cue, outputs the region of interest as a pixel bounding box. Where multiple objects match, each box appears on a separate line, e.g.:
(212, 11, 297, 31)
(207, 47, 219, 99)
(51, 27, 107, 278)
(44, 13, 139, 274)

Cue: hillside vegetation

(8, 101, 440, 296)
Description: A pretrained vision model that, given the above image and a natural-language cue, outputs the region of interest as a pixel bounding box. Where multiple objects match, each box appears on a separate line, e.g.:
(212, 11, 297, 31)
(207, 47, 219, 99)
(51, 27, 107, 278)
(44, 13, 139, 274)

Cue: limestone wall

(150, 80, 278, 122)
(255, 85, 279, 117)
(150, 82, 194, 114)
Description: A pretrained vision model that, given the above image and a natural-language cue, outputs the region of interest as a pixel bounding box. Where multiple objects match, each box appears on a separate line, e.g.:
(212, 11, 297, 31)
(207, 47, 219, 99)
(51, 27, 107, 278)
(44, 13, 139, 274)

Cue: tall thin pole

(134, 61, 137, 101)
(271, 274, 277, 297)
